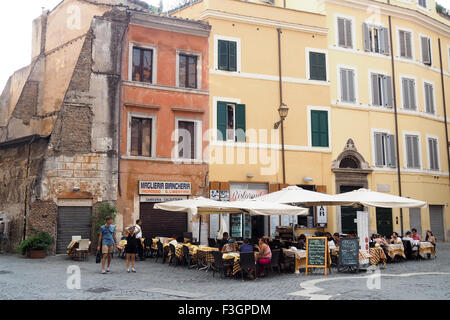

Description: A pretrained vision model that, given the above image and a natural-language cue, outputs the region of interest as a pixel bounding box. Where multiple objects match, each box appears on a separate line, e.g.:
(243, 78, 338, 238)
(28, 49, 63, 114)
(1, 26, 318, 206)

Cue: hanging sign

(316, 206, 328, 227)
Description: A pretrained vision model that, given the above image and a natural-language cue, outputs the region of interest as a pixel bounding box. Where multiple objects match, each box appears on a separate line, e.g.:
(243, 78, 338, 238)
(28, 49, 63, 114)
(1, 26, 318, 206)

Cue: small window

(130, 117, 152, 157)
(311, 110, 329, 147)
(363, 24, 390, 55)
(424, 82, 435, 114)
(179, 54, 198, 89)
(418, 0, 427, 9)
(340, 68, 356, 103)
(177, 120, 197, 160)
(420, 36, 431, 65)
(399, 30, 413, 59)
(371, 74, 393, 107)
(218, 40, 237, 72)
(405, 135, 421, 169)
(402, 78, 417, 110)
(374, 132, 396, 167)
(337, 17, 353, 48)
(309, 52, 327, 81)
(217, 102, 246, 142)
(132, 47, 153, 83)
(428, 138, 439, 171)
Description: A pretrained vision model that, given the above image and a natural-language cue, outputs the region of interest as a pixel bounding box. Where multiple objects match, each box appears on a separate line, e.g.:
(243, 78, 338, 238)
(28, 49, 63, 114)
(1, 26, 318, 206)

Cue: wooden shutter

(217, 101, 227, 141)
(338, 18, 346, 47)
(235, 104, 246, 142)
(340, 69, 348, 102)
(310, 52, 326, 81)
(399, 31, 406, 57)
(421, 37, 431, 65)
(405, 32, 412, 58)
(409, 80, 416, 110)
(425, 83, 434, 114)
(348, 70, 355, 102)
(374, 133, 384, 166)
(406, 136, 413, 168)
(229, 41, 237, 72)
(218, 40, 229, 71)
(363, 23, 370, 51)
(384, 76, 393, 108)
(371, 74, 380, 106)
(382, 28, 390, 54)
(345, 19, 352, 48)
(311, 111, 328, 147)
(412, 136, 420, 168)
(387, 134, 397, 167)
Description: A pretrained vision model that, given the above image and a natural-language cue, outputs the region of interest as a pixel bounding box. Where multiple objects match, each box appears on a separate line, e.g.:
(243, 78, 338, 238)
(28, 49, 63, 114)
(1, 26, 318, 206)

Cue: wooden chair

(239, 252, 257, 281)
(76, 239, 90, 261)
(262, 249, 281, 276)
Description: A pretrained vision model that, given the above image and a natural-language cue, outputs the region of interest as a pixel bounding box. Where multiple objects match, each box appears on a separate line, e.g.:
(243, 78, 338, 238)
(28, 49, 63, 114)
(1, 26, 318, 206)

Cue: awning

(254, 186, 335, 206)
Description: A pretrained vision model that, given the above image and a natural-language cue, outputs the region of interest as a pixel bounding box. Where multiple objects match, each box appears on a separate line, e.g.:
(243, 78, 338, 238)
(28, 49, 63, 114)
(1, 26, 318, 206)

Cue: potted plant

(18, 229, 54, 259)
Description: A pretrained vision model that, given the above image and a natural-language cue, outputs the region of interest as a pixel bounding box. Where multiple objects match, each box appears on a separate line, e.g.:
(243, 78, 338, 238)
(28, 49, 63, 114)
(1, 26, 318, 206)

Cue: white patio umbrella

(331, 188, 427, 209)
(217, 215, 229, 240)
(254, 186, 336, 206)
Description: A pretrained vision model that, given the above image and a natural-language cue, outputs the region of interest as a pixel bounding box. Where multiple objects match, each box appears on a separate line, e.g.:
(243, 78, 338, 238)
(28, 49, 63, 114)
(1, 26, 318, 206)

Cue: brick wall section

(11, 81, 39, 125)
(67, 33, 92, 93)
(28, 200, 58, 253)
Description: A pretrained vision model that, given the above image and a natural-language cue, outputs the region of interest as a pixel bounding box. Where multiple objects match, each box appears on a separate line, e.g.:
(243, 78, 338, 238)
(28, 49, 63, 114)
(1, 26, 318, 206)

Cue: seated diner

(256, 237, 272, 277)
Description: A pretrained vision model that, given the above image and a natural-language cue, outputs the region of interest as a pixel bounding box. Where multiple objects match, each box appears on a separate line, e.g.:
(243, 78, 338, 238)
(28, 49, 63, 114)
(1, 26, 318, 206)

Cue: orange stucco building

(117, 12, 211, 240)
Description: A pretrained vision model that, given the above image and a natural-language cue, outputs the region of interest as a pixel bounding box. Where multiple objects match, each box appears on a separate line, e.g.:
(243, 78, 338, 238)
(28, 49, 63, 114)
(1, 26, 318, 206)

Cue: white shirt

(134, 225, 142, 239)
(169, 239, 178, 246)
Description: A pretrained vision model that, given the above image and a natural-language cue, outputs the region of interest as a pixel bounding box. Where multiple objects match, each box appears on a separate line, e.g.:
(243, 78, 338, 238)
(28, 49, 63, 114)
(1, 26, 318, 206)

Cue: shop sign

(316, 206, 327, 227)
(139, 181, 191, 195)
(210, 190, 219, 201)
(230, 183, 268, 201)
(140, 196, 187, 203)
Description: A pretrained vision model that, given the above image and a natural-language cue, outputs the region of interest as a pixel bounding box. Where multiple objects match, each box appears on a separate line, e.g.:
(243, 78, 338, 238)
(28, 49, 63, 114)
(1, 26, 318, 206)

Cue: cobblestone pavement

(0, 243, 449, 300)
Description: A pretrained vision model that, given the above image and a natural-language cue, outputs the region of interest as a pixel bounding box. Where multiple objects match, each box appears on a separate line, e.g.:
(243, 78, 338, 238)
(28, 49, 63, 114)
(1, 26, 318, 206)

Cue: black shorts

(125, 245, 137, 254)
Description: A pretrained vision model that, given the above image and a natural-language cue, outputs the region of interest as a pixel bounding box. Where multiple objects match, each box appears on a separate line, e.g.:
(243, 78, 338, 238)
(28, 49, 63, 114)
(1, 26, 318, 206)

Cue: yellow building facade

(173, 0, 450, 242)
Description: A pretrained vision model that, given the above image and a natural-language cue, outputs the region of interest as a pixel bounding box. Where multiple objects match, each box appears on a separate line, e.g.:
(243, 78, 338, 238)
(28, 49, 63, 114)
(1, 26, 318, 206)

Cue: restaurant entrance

(376, 207, 393, 238)
(340, 185, 363, 235)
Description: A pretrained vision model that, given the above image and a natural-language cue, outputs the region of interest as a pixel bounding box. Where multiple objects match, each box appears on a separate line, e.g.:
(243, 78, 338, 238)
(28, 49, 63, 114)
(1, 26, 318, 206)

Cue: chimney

(31, 10, 49, 61)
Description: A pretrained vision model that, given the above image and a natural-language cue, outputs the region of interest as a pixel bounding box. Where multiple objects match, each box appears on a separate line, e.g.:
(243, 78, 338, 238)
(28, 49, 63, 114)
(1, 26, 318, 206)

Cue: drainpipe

(438, 38, 450, 184)
(277, 28, 286, 227)
(22, 135, 37, 240)
(388, 16, 404, 236)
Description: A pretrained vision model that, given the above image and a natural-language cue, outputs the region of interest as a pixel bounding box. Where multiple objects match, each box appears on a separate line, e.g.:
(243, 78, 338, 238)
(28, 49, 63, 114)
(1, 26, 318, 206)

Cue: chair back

(78, 239, 90, 250)
(212, 250, 224, 268)
(170, 244, 176, 255)
(240, 252, 256, 269)
(72, 236, 82, 241)
(183, 232, 193, 241)
(182, 245, 190, 258)
(402, 240, 412, 257)
(157, 240, 163, 253)
(270, 249, 280, 266)
(208, 238, 217, 247)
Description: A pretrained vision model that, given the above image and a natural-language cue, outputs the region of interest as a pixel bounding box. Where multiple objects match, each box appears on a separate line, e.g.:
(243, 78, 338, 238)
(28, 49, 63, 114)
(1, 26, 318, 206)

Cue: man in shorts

(97, 216, 117, 274)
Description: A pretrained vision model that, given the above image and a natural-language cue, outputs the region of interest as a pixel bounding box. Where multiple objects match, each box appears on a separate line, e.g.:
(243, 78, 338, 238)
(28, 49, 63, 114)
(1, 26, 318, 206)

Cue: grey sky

(0, 0, 449, 92)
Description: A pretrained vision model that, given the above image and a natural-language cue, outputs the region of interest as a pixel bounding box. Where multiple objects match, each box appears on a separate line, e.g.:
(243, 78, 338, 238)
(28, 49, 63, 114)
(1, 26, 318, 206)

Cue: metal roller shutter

(429, 205, 445, 242)
(57, 207, 92, 254)
(140, 203, 187, 239)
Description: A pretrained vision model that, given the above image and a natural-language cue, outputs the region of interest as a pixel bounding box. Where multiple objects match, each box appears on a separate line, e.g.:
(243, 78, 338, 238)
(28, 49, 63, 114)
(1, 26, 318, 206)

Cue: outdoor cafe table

(222, 252, 260, 276)
(385, 243, 406, 260)
(282, 248, 306, 274)
(419, 241, 436, 258)
(66, 239, 91, 257)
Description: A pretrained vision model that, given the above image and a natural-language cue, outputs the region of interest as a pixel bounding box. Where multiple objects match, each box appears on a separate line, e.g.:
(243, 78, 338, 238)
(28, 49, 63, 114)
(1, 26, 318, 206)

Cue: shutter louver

(348, 70, 355, 102)
(235, 104, 246, 142)
(383, 28, 390, 55)
(421, 37, 431, 65)
(374, 133, 383, 166)
(400, 31, 406, 57)
(387, 134, 397, 167)
(229, 41, 237, 72)
(363, 23, 370, 51)
(217, 102, 227, 141)
(338, 18, 346, 47)
(218, 40, 229, 71)
(385, 76, 393, 107)
(372, 74, 380, 106)
(405, 32, 412, 58)
(340, 69, 348, 102)
(345, 19, 353, 48)
(409, 80, 416, 110)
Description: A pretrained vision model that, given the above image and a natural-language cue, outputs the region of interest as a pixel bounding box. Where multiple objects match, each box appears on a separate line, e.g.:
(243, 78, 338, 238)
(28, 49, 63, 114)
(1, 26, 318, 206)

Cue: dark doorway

(340, 185, 363, 235)
(57, 206, 92, 254)
(140, 202, 187, 239)
(251, 216, 265, 240)
(376, 207, 393, 238)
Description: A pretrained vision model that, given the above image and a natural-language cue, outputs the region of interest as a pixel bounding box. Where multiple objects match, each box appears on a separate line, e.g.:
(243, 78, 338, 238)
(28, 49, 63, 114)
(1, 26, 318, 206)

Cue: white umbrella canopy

(254, 186, 336, 206)
(331, 188, 428, 209)
(217, 215, 229, 239)
(154, 197, 308, 216)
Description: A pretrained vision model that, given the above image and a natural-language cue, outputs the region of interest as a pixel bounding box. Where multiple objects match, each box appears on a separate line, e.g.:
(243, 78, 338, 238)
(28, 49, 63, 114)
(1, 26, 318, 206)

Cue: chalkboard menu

(306, 237, 328, 275)
(338, 238, 360, 270)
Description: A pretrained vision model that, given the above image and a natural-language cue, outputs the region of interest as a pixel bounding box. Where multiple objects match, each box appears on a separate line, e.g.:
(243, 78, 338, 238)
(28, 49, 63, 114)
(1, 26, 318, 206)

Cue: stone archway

(332, 139, 373, 233)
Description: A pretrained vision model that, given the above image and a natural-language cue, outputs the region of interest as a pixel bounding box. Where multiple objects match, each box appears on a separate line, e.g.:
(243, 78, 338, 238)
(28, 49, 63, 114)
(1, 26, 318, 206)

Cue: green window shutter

(217, 101, 227, 141)
(309, 52, 326, 81)
(229, 41, 237, 72)
(235, 104, 246, 142)
(218, 40, 229, 71)
(311, 110, 328, 147)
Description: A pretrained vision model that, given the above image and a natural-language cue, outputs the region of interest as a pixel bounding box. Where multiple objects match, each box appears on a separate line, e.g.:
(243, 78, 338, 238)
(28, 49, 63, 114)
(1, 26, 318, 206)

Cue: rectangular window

(374, 132, 397, 167)
(405, 135, 421, 169)
(371, 74, 393, 107)
(130, 117, 152, 157)
(217, 102, 246, 142)
(218, 40, 237, 72)
(179, 54, 198, 89)
(309, 52, 327, 81)
(418, 0, 427, 8)
(399, 30, 413, 59)
(340, 68, 356, 103)
(311, 110, 329, 147)
(424, 82, 435, 114)
(363, 24, 390, 55)
(337, 17, 353, 48)
(178, 120, 196, 160)
(420, 36, 431, 65)
(402, 78, 417, 110)
(132, 47, 153, 83)
(428, 138, 439, 171)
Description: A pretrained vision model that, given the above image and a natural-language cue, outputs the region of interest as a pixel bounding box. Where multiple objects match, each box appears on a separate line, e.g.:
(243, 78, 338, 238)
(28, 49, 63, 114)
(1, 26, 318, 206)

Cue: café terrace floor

(0, 243, 449, 300)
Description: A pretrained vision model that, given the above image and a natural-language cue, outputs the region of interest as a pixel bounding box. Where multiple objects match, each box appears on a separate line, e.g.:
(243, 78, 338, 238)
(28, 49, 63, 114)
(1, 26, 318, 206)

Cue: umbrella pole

(199, 215, 202, 245)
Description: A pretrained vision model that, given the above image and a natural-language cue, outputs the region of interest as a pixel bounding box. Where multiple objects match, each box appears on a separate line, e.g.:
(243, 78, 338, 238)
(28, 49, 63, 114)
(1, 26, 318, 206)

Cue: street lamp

(274, 103, 289, 184)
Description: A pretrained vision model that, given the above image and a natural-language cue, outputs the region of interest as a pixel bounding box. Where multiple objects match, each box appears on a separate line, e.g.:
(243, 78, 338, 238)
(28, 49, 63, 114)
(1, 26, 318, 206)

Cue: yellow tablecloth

(385, 244, 406, 260)
(419, 241, 436, 258)
(222, 252, 258, 276)
(283, 248, 307, 274)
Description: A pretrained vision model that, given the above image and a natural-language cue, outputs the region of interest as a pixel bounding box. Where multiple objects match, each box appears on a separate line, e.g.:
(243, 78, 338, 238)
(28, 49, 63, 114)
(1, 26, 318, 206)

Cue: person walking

(134, 219, 145, 261)
(125, 226, 139, 273)
(97, 216, 117, 274)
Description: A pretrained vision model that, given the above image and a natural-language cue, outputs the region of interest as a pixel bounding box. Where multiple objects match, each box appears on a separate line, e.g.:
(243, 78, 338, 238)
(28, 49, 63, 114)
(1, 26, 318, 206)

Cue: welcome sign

(139, 181, 192, 195)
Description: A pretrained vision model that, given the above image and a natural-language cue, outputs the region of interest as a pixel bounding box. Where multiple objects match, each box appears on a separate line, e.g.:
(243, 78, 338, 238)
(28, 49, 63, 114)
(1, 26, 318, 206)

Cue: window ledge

(123, 81, 209, 95)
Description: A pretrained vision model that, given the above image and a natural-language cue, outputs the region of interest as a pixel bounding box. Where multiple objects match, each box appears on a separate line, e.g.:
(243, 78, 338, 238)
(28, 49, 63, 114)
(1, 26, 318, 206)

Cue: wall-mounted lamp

(73, 187, 80, 192)
(303, 177, 313, 182)
(247, 174, 255, 179)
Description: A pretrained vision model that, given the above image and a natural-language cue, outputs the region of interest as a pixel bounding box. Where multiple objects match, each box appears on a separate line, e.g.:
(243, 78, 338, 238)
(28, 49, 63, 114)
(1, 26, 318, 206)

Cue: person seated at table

(332, 233, 340, 246)
(411, 228, 422, 241)
(217, 232, 230, 250)
(389, 232, 402, 244)
(296, 234, 306, 250)
(255, 238, 272, 277)
(403, 231, 416, 247)
(239, 239, 253, 253)
(222, 239, 237, 253)
(169, 236, 179, 246)
(372, 234, 388, 246)
(425, 230, 436, 248)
